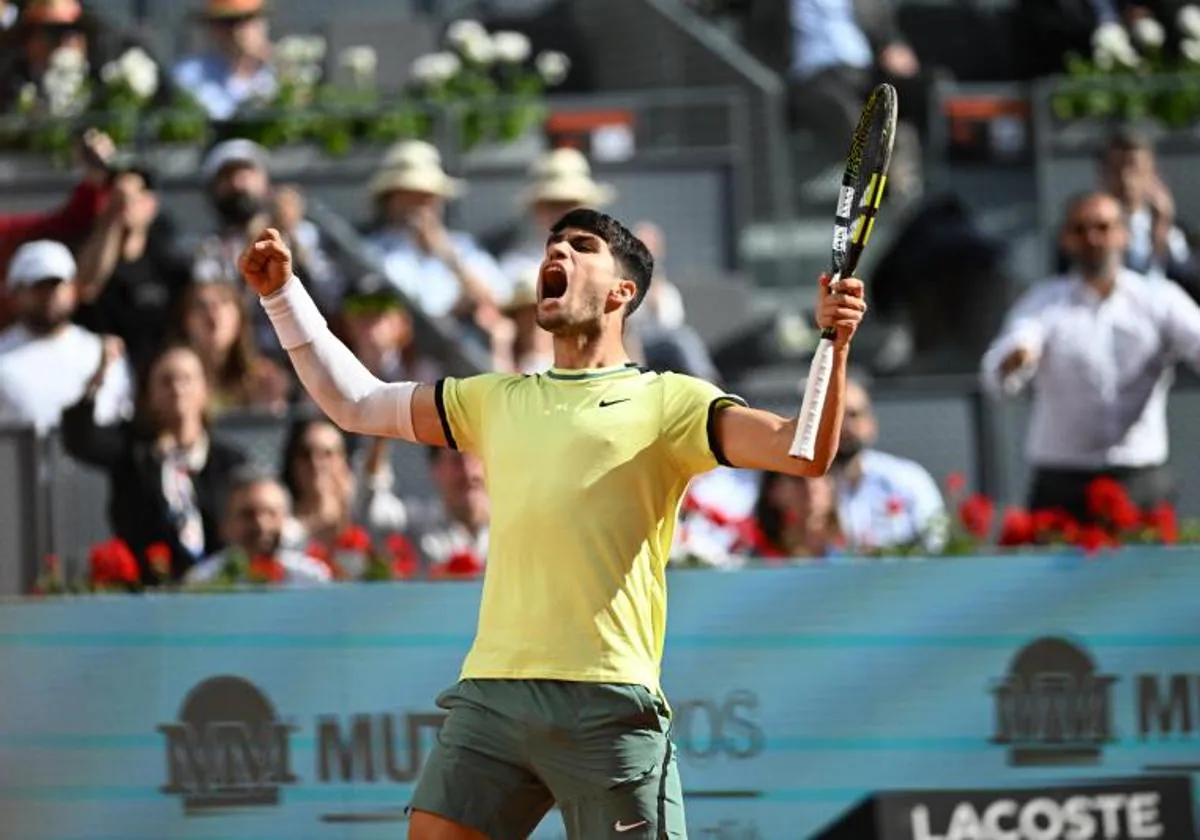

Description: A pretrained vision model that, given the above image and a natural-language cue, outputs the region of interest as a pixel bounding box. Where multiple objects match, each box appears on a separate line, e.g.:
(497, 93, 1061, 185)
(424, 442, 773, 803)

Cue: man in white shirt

(833, 373, 946, 552)
(982, 191, 1200, 518)
(185, 468, 331, 587)
(364, 141, 511, 323)
(0, 240, 132, 434)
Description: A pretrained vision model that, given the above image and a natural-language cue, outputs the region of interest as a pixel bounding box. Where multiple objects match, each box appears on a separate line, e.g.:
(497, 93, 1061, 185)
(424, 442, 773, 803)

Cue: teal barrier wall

(2, 550, 1199, 839)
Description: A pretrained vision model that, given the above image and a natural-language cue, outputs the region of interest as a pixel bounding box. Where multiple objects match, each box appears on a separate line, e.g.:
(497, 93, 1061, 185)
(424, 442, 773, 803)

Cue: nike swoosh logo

(598, 398, 631, 408)
(614, 820, 648, 833)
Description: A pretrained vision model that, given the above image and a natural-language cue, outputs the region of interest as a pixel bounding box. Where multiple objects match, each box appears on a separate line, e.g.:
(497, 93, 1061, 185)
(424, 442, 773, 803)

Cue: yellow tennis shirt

(434, 363, 745, 691)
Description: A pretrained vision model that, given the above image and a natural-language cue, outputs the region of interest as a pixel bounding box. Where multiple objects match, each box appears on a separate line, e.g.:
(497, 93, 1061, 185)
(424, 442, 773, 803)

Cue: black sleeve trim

(706, 394, 748, 468)
(433, 379, 458, 451)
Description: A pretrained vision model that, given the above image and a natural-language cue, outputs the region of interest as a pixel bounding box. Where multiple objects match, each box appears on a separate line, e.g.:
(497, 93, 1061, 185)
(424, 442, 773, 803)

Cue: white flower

(1182, 37, 1200, 63)
(491, 30, 531, 64)
(275, 36, 306, 64)
(535, 50, 570, 85)
(411, 51, 462, 85)
(300, 36, 327, 64)
(118, 47, 159, 99)
(459, 31, 495, 65)
(1179, 4, 1200, 39)
(101, 61, 122, 85)
(445, 19, 488, 50)
(48, 45, 86, 75)
(296, 64, 322, 87)
(1131, 16, 1166, 49)
(42, 47, 88, 117)
(340, 45, 378, 81)
(1092, 22, 1141, 67)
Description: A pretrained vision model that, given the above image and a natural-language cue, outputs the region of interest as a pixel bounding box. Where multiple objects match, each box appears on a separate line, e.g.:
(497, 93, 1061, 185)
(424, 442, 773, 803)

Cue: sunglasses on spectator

(1070, 220, 1119, 235)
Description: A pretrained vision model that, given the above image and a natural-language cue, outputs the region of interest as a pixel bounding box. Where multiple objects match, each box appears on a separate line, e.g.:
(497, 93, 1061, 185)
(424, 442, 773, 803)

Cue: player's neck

(551, 331, 629, 371)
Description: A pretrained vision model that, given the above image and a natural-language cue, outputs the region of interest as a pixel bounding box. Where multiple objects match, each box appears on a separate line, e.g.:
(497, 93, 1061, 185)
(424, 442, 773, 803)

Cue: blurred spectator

(73, 163, 192, 372)
(278, 417, 407, 549)
(629, 221, 721, 381)
(785, 0, 925, 196)
(0, 240, 132, 433)
(671, 466, 767, 568)
(335, 271, 440, 384)
(173, 280, 290, 416)
(738, 472, 843, 560)
(365, 141, 511, 325)
(1, 1, 15, 30)
(1098, 128, 1200, 296)
(406, 447, 489, 572)
(184, 468, 332, 586)
(983, 191, 1200, 519)
(190, 139, 342, 345)
(61, 342, 247, 582)
(172, 0, 277, 120)
(832, 373, 946, 551)
(0, 129, 113, 326)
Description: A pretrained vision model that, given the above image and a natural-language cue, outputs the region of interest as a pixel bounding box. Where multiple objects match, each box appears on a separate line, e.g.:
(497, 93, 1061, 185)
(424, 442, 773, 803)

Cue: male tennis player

(240, 209, 866, 840)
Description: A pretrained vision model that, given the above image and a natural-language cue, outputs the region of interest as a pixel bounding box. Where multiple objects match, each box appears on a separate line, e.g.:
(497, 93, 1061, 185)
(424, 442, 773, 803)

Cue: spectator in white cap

(172, 0, 277, 120)
(364, 140, 511, 327)
(0, 240, 132, 433)
(191, 138, 342, 349)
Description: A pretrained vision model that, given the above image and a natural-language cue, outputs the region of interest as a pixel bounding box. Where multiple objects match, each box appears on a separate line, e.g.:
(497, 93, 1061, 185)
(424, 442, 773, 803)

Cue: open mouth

(539, 263, 568, 301)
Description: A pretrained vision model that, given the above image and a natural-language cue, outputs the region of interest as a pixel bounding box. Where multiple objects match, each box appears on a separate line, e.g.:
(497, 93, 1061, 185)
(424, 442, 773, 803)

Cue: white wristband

(260, 276, 326, 351)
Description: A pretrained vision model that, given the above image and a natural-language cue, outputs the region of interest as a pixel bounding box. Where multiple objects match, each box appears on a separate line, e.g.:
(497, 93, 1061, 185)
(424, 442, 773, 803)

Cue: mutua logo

(989, 635, 1119, 767)
(158, 675, 299, 814)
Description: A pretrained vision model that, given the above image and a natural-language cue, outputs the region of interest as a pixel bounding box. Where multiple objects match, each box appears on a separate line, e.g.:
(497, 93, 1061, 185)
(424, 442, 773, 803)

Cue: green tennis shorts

(408, 678, 686, 840)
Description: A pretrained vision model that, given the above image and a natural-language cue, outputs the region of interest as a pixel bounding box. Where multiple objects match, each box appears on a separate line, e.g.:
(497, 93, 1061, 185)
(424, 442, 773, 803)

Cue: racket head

(829, 83, 899, 281)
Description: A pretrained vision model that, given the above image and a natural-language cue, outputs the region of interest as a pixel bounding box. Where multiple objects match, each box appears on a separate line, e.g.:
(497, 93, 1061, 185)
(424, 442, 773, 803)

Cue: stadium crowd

(2, 0, 1198, 591)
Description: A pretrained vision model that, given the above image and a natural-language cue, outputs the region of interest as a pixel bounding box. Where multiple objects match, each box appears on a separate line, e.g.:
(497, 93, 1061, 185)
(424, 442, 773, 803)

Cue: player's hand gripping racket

(790, 83, 898, 460)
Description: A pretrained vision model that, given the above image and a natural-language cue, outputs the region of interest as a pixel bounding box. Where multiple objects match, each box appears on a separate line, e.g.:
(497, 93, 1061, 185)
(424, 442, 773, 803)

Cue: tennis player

(240, 209, 866, 840)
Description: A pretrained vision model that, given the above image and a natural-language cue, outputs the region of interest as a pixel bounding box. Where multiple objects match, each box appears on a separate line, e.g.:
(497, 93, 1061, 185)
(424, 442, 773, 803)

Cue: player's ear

(607, 278, 636, 313)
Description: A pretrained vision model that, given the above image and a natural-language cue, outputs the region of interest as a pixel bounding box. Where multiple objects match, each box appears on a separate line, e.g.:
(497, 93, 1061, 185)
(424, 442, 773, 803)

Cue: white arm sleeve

(260, 276, 417, 441)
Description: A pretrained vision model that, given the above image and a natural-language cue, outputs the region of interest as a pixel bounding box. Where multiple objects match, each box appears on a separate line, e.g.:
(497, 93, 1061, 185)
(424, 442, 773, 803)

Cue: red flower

(884, 496, 906, 516)
(945, 472, 966, 496)
(1074, 524, 1116, 556)
(997, 508, 1036, 546)
(145, 543, 172, 580)
(441, 549, 484, 579)
(44, 554, 60, 576)
(1032, 509, 1078, 542)
(248, 555, 286, 584)
(336, 526, 372, 552)
(386, 533, 419, 579)
(1085, 477, 1140, 530)
(958, 493, 995, 539)
(733, 519, 788, 560)
(1144, 503, 1179, 545)
(89, 539, 140, 587)
(307, 542, 332, 563)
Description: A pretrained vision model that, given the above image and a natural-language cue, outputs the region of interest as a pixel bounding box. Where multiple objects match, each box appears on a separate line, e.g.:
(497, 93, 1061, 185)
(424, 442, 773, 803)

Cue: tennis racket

(790, 83, 898, 461)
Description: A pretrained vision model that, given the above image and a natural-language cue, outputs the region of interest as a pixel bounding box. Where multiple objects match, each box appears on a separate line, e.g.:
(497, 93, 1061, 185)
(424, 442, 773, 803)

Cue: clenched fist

(815, 274, 867, 348)
(238, 227, 293, 297)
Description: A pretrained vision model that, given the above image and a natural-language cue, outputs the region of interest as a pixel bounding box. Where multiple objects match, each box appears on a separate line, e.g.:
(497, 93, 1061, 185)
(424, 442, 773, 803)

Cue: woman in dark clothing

(60, 340, 246, 583)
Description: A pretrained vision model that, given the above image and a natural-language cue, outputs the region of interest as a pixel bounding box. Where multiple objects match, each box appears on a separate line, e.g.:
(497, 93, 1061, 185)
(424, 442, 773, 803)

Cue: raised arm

(239, 228, 450, 447)
(980, 285, 1051, 399)
(715, 275, 865, 477)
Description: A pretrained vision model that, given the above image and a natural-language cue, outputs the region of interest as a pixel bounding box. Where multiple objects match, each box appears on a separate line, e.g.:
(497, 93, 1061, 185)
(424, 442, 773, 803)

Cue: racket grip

(789, 336, 837, 460)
